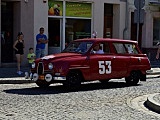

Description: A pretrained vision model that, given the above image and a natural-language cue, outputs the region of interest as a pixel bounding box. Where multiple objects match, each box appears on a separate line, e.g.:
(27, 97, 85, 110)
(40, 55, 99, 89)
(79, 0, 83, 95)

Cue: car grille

(37, 62, 44, 75)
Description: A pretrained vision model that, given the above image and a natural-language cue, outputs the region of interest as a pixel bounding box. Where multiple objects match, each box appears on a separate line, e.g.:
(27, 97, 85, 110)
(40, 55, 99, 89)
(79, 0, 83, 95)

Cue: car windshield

(62, 41, 93, 54)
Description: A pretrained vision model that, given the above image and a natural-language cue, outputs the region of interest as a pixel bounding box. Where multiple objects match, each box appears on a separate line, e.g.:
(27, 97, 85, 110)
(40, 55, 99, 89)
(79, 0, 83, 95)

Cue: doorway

(48, 18, 62, 54)
(1, 2, 13, 62)
(103, 4, 113, 38)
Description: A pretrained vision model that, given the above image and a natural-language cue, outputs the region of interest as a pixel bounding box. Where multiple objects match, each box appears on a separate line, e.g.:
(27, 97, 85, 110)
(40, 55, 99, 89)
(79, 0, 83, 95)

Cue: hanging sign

(48, 0, 63, 16)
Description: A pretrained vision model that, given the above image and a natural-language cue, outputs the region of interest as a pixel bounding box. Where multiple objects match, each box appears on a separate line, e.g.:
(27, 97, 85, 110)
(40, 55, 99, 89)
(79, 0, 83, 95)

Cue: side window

(91, 43, 104, 54)
(132, 44, 138, 54)
(103, 42, 110, 53)
(99, 43, 104, 51)
(113, 43, 127, 54)
(124, 44, 138, 54)
(77, 42, 93, 53)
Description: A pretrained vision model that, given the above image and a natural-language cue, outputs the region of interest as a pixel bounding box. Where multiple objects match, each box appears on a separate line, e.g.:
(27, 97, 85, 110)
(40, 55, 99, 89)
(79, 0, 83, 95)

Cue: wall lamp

(43, 0, 47, 3)
(24, 0, 28, 3)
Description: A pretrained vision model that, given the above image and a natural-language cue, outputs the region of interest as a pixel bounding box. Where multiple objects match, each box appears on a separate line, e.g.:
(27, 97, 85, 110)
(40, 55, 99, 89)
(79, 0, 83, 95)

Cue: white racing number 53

(98, 61, 111, 74)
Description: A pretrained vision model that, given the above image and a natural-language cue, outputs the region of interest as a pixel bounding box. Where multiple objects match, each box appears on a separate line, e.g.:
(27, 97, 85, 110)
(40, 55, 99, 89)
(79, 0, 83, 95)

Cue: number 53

(98, 61, 111, 74)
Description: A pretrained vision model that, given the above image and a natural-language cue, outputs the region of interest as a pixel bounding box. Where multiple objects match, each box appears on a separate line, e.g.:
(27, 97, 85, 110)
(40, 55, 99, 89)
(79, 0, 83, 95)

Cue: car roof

(74, 38, 138, 44)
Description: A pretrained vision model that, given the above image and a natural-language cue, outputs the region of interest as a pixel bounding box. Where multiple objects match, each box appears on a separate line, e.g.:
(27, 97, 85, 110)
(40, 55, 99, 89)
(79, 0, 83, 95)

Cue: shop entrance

(103, 4, 113, 38)
(1, 2, 13, 62)
(48, 18, 62, 54)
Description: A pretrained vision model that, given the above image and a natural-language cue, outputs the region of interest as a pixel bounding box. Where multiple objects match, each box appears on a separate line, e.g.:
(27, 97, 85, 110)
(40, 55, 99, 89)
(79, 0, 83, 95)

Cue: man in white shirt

(156, 42, 160, 59)
(93, 44, 104, 54)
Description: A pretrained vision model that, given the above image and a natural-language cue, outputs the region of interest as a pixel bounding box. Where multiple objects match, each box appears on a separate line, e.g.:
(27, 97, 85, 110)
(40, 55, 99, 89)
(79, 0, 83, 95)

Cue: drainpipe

(123, 0, 129, 39)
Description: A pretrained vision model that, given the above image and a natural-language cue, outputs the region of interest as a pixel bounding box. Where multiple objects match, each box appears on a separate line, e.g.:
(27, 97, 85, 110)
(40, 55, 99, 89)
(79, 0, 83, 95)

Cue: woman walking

(13, 32, 25, 75)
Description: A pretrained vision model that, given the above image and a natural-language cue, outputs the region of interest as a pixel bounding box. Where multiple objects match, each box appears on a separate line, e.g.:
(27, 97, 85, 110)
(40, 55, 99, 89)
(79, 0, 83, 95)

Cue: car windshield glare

(62, 41, 93, 54)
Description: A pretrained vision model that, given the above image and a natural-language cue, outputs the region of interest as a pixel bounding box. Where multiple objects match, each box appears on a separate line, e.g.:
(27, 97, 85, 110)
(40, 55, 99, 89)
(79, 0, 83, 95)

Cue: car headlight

(32, 62, 35, 68)
(48, 63, 53, 70)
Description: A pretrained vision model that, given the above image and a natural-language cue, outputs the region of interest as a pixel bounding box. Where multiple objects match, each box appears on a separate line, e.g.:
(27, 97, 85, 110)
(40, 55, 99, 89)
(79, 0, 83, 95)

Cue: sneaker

(25, 72, 29, 79)
(17, 71, 23, 75)
(30, 73, 33, 80)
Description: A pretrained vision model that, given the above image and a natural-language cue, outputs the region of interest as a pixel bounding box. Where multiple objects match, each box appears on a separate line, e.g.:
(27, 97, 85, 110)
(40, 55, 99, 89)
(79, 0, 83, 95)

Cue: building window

(65, 19, 91, 45)
(48, 1, 92, 51)
(48, 19, 60, 47)
(153, 18, 160, 46)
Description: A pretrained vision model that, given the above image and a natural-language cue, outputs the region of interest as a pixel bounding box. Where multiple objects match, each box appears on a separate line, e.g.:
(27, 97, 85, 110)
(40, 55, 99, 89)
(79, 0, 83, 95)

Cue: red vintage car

(30, 38, 151, 89)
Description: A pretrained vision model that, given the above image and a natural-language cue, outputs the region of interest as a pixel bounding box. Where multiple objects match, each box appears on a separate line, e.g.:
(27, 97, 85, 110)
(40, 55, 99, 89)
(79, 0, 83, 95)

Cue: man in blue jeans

(36, 27, 48, 58)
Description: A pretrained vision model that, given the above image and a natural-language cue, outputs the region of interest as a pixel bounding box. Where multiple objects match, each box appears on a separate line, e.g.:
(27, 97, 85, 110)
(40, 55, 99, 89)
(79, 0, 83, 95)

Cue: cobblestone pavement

(153, 94, 160, 104)
(0, 78, 160, 120)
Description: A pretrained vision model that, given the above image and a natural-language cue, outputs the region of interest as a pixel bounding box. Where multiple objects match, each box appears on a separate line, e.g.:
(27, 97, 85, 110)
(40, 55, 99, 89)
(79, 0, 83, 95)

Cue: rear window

(113, 43, 127, 54)
(124, 44, 138, 54)
(113, 43, 138, 54)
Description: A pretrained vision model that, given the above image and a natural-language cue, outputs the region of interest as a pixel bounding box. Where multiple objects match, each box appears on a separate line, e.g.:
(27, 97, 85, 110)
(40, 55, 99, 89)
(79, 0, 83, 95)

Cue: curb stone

(145, 93, 160, 114)
(0, 77, 34, 84)
(127, 94, 160, 118)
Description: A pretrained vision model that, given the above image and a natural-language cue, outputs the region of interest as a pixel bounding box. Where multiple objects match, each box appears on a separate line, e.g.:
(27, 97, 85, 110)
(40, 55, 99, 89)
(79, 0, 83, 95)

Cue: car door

(89, 54, 113, 80)
(89, 42, 115, 80)
(111, 43, 131, 78)
(111, 54, 130, 78)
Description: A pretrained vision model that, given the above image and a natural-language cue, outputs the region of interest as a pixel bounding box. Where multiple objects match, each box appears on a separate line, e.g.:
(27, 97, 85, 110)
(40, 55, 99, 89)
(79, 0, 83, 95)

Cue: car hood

(40, 53, 82, 61)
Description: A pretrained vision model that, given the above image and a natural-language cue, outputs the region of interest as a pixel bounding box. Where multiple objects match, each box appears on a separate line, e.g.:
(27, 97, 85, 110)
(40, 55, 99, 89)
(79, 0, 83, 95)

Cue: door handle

(111, 56, 116, 59)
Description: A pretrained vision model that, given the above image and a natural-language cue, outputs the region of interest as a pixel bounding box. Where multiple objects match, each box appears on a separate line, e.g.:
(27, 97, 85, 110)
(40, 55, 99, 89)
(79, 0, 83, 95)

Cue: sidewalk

(146, 68, 160, 78)
(0, 67, 33, 84)
(0, 67, 160, 83)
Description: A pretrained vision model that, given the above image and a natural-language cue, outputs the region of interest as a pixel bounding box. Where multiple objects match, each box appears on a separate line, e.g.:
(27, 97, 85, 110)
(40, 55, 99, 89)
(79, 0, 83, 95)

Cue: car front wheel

(63, 71, 81, 90)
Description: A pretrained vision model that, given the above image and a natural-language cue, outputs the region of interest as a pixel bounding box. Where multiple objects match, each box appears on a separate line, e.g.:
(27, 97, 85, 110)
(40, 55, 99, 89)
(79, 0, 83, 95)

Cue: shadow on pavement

(3, 81, 141, 95)
(0, 68, 29, 78)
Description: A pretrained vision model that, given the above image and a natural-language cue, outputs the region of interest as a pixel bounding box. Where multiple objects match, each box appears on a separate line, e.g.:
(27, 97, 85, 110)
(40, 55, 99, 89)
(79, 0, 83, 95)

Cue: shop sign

(66, 2, 92, 18)
(48, 0, 63, 16)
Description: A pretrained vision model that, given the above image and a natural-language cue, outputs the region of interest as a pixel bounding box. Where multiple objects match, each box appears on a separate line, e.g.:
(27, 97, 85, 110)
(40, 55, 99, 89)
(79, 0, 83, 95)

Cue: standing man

(156, 42, 160, 59)
(36, 27, 48, 58)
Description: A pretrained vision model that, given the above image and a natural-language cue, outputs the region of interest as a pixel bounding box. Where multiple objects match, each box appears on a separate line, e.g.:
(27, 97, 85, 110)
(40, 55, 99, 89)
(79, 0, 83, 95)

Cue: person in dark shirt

(13, 32, 25, 75)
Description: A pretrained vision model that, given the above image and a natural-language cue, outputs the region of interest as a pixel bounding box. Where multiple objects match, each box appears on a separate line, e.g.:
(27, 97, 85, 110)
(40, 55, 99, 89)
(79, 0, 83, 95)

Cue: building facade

(0, 0, 160, 67)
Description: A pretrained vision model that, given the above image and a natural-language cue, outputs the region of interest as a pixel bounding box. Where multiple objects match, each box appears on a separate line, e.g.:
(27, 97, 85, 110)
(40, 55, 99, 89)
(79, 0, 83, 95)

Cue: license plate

(39, 75, 45, 80)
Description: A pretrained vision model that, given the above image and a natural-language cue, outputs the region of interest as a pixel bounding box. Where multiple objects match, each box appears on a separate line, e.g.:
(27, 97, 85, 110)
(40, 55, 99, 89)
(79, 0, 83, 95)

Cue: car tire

(125, 71, 140, 85)
(36, 80, 50, 88)
(140, 73, 146, 81)
(63, 71, 81, 90)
